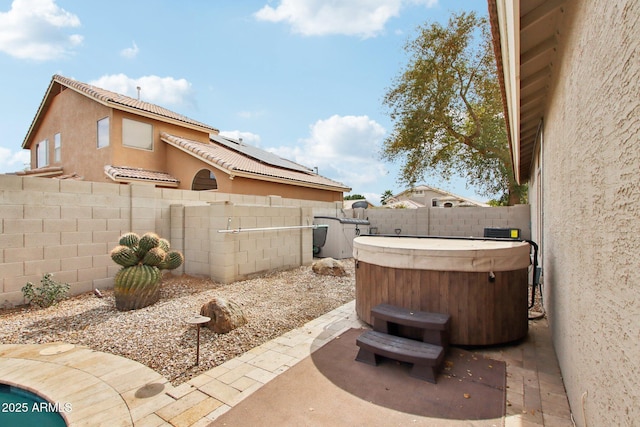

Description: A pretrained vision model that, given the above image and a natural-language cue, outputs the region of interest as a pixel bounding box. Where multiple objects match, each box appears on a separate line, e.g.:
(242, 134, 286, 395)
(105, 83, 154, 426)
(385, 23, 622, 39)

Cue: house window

(192, 169, 218, 191)
(122, 118, 153, 151)
(54, 133, 61, 162)
(36, 140, 48, 168)
(97, 117, 109, 148)
(431, 199, 437, 207)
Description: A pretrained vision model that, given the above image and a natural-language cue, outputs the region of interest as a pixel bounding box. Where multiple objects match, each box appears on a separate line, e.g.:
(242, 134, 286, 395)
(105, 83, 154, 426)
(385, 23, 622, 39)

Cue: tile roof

(14, 166, 64, 177)
(23, 75, 218, 149)
(104, 165, 179, 187)
(161, 132, 351, 192)
(53, 75, 218, 132)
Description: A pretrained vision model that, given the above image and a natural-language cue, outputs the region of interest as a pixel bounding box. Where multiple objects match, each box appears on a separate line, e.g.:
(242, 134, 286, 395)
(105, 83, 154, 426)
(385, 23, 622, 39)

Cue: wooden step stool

(371, 303, 451, 348)
(355, 330, 444, 383)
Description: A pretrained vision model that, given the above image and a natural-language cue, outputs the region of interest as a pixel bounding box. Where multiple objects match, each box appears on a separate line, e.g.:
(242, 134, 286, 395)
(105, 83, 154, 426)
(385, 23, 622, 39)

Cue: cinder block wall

(0, 174, 531, 308)
(360, 205, 530, 239)
(0, 175, 330, 307)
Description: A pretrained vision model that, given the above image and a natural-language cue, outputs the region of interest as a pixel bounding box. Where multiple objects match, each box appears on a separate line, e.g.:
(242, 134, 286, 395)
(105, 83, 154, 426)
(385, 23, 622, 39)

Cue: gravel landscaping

(0, 261, 356, 385)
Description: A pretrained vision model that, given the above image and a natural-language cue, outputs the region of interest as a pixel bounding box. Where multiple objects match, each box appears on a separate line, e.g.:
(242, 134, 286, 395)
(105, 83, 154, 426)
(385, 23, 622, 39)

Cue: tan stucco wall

(29, 87, 113, 181)
(110, 110, 210, 173)
(26, 90, 342, 201)
(533, 1, 640, 425)
(165, 144, 343, 202)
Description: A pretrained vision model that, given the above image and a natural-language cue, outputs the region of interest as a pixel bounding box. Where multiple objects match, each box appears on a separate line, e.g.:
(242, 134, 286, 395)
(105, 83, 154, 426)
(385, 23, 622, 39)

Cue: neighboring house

(18, 75, 350, 202)
(490, 1, 639, 426)
(343, 199, 375, 209)
(390, 185, 489, 208)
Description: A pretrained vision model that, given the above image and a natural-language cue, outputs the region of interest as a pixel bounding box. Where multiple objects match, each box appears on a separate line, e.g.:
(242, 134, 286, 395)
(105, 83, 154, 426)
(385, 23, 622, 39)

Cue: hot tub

(353, 236, 531, 346)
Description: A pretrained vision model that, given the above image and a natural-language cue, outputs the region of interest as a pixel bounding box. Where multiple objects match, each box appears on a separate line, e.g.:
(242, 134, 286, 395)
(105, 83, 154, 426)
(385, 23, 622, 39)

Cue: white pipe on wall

(218, 224, 328, 234)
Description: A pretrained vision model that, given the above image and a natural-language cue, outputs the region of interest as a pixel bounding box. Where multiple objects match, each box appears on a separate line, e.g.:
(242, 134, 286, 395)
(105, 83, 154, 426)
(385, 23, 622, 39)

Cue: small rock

(311, 258, 347, 276)
(200, 297, 247, 333)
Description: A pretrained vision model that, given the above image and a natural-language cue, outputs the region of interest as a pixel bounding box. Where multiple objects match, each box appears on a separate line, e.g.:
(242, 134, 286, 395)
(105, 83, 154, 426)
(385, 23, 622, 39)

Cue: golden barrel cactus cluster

(110, 232, 184, 311)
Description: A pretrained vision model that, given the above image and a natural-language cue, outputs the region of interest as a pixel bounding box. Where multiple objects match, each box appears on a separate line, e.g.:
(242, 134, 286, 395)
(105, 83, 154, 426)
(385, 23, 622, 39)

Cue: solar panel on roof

(210, 134, 313, 174)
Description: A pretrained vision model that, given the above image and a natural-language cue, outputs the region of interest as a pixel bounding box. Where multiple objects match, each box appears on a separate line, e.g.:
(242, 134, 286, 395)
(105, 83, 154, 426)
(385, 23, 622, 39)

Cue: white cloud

(120, 41, 139, 59)
(89, 74, 195, 107)
(254, 0, 437, 38)
(0, 0, 83, 60)
(269, 114, 388, 188)
(219, 130, 262, 147)
(237, 110, 266, 119)
(0, 146, 31, 173)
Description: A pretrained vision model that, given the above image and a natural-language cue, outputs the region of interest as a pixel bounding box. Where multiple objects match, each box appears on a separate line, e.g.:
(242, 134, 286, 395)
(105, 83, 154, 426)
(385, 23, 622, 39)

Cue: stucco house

(389, 185, 490, 208)
(489, 1, 639, 425)
(18, 74, 350, 202)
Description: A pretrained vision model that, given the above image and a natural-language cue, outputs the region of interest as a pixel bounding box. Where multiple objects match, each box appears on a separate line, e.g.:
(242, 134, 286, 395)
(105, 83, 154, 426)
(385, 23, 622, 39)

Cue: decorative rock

(200, 297, 247, 333)
(312, 258, 347, 276)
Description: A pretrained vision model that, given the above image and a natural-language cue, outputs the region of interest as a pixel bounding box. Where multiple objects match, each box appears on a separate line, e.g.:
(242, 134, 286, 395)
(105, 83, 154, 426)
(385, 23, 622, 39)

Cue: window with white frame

(122, 118, 153, 151)
(36, 139, 48, 168)
(54, 133, 61, 162)
(97, 117, 109, 148)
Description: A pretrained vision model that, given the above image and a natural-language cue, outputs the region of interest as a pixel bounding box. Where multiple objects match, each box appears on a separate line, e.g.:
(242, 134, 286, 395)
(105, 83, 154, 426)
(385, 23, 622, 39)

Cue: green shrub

(22, 273, 70, 308)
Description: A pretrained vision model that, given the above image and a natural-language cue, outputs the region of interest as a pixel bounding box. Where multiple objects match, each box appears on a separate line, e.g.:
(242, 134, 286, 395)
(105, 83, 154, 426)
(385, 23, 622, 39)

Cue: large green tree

(381, 11, 525, 205)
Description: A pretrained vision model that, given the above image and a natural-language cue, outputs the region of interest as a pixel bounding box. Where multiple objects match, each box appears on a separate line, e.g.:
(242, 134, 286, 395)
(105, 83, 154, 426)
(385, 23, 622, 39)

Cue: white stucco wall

(536, 1, 640, 425)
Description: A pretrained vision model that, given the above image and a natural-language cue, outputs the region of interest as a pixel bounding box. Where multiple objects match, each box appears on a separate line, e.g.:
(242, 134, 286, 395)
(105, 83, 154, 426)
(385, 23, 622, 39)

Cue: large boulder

(312, 257, 347, 276)
(200, 297, 247, 333)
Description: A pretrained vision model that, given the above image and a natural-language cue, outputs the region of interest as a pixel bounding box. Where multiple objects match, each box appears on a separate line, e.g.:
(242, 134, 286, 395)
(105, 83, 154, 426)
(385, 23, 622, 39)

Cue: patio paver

(0, 300, 572, 426)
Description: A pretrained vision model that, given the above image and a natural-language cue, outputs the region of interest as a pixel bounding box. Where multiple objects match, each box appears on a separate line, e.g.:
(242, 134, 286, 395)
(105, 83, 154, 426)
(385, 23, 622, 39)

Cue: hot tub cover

(353, 236, 530, 272)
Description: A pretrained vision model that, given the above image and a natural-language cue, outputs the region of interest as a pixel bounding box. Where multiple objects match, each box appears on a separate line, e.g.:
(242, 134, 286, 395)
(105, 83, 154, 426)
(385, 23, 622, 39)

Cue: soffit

(517, 0, 566, 180)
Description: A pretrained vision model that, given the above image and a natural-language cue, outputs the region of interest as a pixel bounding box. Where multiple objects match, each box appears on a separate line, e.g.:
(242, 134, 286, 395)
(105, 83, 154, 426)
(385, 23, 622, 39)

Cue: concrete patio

(0, 300, 572, 426)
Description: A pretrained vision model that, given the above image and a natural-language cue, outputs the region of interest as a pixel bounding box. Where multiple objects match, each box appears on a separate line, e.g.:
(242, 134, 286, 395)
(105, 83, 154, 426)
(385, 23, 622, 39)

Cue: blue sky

(0, 0, 490, 203)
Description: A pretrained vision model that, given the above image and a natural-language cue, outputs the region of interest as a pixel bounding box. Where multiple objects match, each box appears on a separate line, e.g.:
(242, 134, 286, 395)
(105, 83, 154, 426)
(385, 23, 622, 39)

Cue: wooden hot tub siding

(355, 261, 528, 346)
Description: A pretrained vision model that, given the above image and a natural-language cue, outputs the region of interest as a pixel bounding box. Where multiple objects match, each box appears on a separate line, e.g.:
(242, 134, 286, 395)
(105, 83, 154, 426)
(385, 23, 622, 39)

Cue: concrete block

(53, 270, 78, 285)
(25, 232, 60, 248)
(5, 247, 43, 263)
(24, 205, 61, 220)
(43, 192, 82, 207)
(91, 181, 121, 195)
(75, 218, 107, 232)
(78, 267, 107, 283)
(0, 205, 24, 220)
(43, 218, 76, 233)
(93, 277, 115, 290)
(130, 183, 157, 199)
(61, 206, 92, 219)
(256, 258, 272, 273)
(92, 231, 120, 245)
(44, 244, 78, 260)
(70, 280, 95, 295)
(61, 255, 93, 271)
(107, 218, 130, 231)
(4, 274, 41, 293)
(0, 233, 24, 249)
(24, 259, 62, 276)
(0, 262, 24, 280)
(0, 175, 24, 190)
(61, 231, 93, 245)
(78, 243, 108, 256)
(3, 218, 42, 234)
(92, 207, 122, 220)
(0, 291, 25, 307)
(23, 177, 60, 192)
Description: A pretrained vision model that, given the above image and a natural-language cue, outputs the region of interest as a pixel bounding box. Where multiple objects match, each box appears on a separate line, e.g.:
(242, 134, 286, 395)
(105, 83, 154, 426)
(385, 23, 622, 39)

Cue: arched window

(443, 202, 453, 208)
(192, 169, 218, 191)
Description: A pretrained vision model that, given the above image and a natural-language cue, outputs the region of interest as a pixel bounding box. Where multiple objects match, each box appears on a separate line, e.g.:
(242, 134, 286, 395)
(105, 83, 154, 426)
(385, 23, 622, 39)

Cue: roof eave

(162, 134, 350, 193)
(22, 79, 59, 149)
(489, 0, 522, 184)
(104, 174, 179, 188)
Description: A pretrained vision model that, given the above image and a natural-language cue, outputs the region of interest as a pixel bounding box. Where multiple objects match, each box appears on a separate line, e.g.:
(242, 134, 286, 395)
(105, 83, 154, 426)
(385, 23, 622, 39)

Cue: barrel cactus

(111, 232, 183, 311)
